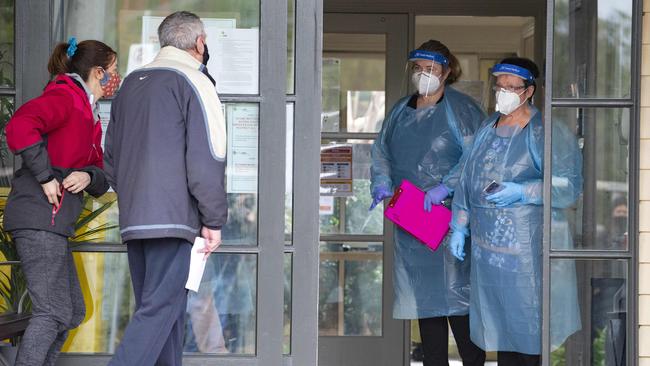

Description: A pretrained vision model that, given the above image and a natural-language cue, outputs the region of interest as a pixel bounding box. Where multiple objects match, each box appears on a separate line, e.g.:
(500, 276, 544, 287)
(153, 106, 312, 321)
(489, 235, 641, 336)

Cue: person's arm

(184, 83, 228, 230)
(6, 89, 72, 183)
(448, 144, 474, 261)
(76, 166, 109, 198)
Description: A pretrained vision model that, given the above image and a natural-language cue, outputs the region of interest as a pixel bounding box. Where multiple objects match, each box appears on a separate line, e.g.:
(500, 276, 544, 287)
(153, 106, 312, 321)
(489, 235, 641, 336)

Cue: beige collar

(154, 46, 202, 69)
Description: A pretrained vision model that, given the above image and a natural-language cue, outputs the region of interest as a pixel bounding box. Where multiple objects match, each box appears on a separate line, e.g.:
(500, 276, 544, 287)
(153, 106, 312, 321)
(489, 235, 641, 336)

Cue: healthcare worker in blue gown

(370, 40, 486, 366)
(449, 57, 582, 366)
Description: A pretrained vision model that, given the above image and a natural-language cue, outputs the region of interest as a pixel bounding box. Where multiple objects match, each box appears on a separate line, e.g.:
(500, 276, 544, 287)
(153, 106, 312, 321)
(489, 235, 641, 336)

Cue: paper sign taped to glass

(384, 180, 451, 251)
(320, 144, 353, 196)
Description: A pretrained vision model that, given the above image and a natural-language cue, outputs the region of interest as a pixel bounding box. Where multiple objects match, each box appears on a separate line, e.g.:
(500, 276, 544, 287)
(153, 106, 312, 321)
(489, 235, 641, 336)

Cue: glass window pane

(63, 252, 133, 353)
(550, 259, 627, 365)
(322, 34, 386, 133)
(63, 252, 258, 355)
(223, 103, 259, 246)
(0, 0, 14, 88)
(553, 0, 632, 98)
(286, 103, 294, 244)
(551, 108, 629, 251)
(320, 140, 383, 235)
(185, 254, 257, 355)
(284, 253, 292, 354)
(0, 96, 15, 187)
(319, 241, 382, 336)
(70, 195, 120, 243)
(56, 0, 260, 94)
(287, 0, 295, 94)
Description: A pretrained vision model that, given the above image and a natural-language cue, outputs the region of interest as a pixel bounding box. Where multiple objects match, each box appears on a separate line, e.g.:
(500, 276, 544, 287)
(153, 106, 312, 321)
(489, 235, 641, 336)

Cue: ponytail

(47, 42, 71, 76)
(47, 39, 116, 81)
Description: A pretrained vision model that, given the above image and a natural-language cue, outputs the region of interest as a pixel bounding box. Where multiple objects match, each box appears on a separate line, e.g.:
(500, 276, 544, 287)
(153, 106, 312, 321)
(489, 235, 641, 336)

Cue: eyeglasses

(411, 64, 442, 76)
(492, 85, 527, 93)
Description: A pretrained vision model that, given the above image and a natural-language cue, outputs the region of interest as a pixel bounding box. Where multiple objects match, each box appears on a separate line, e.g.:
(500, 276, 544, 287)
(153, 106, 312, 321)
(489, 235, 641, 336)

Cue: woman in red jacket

(4, 37, 118, 366)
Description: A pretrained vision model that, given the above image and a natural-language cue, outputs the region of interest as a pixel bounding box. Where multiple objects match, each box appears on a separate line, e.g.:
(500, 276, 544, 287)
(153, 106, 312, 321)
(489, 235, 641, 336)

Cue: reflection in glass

(284, 253, 292, 354)
(550, 259, 627, 366)
(322, 33, 386, 133)
(0, 0, 14, 88)
(184, 254, 257, 355)
(319, 242, 382, 336)
(0, 96, 14, 187)
(285, 103, 294, 244)
(287, 0, 295, 94)
(320, 140, 383, 235)
(63, 253, 134, 353)
(553, 0, 632, 98)
(552, 108, 629, 250)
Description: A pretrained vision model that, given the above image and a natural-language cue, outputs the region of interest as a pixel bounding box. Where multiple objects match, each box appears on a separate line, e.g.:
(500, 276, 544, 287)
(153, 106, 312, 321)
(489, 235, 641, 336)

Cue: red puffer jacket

(4, 74, 109, 237)
(7, 74, 103, 171)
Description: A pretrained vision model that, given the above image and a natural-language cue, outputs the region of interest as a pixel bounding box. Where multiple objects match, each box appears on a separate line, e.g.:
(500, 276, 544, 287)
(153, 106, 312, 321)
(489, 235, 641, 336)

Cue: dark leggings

(418, 315, 485, 366)
(497, 351, 540, 366)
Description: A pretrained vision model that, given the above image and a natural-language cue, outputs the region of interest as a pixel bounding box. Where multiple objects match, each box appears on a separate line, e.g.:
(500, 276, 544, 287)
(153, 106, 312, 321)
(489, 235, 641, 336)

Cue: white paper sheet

(185, 237, 208, 292)
(211, 28, 260, 94)
(226, 104, 259, 193)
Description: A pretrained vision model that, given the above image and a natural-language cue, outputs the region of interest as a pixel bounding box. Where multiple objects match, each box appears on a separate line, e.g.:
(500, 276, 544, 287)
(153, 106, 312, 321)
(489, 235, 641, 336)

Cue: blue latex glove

(424, 184, 450, 212)
(369, 186, 393, 211)
(449, 230, 466, 261)
(485, 182, 525, 207)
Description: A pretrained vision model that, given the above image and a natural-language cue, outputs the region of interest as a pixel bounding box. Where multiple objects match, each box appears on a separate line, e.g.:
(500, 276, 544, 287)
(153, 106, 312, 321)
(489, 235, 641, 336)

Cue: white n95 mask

(496, 89, 526, 115)
(411, 72, 441, 97)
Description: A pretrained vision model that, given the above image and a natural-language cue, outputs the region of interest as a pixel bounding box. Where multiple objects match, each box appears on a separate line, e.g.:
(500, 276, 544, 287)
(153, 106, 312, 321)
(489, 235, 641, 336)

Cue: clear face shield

(404, 50, 449, 98)
(489, 63, 535, 116)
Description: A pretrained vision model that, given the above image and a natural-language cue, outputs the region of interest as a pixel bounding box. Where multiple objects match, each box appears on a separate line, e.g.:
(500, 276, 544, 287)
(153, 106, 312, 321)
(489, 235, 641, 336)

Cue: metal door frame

(319, 13, 409, 366)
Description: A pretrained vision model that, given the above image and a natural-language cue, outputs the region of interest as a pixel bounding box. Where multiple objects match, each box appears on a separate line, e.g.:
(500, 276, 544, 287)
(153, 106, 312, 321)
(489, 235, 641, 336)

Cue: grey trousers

(108, 237, 191, 366)
(11, 229, 85, 366)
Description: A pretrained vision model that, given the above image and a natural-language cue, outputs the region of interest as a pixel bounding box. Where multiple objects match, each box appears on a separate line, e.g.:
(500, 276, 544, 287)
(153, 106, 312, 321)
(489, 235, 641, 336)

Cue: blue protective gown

(451, 106, 582, 354)
(370, 87, 486, 319)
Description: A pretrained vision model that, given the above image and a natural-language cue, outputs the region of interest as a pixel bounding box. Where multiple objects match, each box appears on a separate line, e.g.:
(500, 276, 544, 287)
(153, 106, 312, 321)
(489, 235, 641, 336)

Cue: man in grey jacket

(104, 11, 227, 366)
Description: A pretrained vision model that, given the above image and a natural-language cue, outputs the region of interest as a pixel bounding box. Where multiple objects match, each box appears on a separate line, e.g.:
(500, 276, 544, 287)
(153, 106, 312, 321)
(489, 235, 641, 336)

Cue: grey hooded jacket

(104, 46, 228, 243)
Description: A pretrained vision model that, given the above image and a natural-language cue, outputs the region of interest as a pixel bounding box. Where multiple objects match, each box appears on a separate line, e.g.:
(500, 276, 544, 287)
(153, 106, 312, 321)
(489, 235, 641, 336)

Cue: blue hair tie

(66, 37, 78, 58)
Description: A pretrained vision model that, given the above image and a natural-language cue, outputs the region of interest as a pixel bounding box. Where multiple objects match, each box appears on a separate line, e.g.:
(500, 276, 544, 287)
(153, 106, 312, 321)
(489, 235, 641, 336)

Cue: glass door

(543, 0, 639, 365)
(319, 13, 409, 366)
(19, 1, 323, 365)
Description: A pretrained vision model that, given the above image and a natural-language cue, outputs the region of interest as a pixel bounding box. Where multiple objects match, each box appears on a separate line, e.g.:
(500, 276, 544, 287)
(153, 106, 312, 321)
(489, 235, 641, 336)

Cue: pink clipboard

(384, 180, 452, 251)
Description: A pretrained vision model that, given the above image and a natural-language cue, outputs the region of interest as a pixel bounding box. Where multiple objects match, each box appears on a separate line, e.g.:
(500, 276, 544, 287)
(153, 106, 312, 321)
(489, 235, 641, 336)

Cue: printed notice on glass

(133, 16, 236, 75)
(211, 28, 259, 94)
(97, 101, 113, 192)
(320, 145, 353, 196)
(97, 101, 112, 150)
(227, 104, 259, 194)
